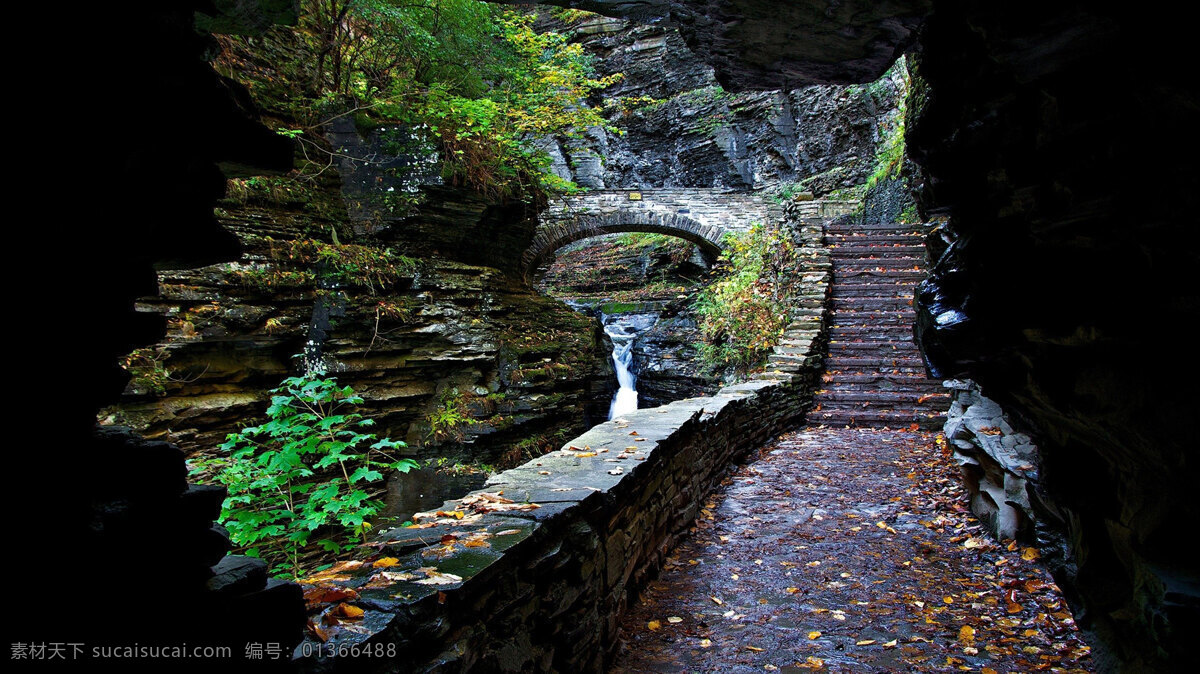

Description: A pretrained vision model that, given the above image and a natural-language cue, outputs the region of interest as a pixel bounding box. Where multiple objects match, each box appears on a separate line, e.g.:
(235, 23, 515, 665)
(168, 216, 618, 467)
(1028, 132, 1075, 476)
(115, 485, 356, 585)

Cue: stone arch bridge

(522, 188, 857, 281)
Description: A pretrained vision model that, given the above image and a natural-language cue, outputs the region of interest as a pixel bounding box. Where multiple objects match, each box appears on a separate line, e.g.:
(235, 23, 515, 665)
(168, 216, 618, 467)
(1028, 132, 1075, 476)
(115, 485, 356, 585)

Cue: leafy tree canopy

(215, 0, 622, 201)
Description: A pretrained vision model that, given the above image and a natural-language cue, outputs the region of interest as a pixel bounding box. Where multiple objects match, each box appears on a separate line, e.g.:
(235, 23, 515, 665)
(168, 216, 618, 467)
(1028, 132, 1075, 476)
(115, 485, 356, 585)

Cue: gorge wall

(101, 177, 616, 469)
(535, 11, 907, 195)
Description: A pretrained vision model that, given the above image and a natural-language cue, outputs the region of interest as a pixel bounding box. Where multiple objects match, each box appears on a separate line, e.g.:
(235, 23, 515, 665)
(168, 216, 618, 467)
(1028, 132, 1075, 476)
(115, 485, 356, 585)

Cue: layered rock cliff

(536, 12, 907, 194)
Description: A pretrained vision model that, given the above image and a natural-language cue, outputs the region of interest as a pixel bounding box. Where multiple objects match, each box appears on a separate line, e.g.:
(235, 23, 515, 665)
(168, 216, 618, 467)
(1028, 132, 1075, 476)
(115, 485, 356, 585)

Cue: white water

(603, 312, 659, 419)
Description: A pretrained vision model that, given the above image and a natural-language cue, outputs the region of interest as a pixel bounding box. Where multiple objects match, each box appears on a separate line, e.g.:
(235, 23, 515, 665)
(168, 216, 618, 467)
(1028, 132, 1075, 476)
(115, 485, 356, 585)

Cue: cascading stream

(603, 312, 659, 419)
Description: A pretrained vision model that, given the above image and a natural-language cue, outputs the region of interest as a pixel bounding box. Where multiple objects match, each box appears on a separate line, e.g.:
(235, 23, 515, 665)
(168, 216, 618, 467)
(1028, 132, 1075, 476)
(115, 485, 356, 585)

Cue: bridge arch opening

(522, 210, 725, 283)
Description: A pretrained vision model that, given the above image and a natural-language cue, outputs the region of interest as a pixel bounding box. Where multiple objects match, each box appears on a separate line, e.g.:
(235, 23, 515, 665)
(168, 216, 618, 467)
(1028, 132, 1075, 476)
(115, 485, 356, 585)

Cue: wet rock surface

(612, 427, 1093, 673)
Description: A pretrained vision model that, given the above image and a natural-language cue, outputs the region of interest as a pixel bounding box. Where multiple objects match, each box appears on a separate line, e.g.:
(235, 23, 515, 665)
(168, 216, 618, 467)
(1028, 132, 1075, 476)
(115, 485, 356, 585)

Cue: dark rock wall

(909, 3, 1199, 669)
(539, 13, 905, 192)
(27, 0, 306, 663)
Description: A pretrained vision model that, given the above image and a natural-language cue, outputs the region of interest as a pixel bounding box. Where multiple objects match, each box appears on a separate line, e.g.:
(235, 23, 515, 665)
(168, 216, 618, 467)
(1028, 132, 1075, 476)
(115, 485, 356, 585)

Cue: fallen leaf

(331, 603, 364, 619)
(746, 645, 764, 652)
(372, 557, 400, 568)
(414, 570, 463, 585)
(808, 631, 821, 640)
(668, 616, 683, 624)
(856, 639, 876, 646)
(699, 638, 712, 648)
(711, 596, 724, 606)
(1022, 547, 1040, 561)
(958, 625, 975, 643)
(647, 620, 661, 631)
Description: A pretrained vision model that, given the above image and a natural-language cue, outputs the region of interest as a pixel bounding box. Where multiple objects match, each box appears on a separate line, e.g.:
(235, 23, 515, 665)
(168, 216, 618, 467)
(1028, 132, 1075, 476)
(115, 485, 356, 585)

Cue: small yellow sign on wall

(627, 192, 643, 201)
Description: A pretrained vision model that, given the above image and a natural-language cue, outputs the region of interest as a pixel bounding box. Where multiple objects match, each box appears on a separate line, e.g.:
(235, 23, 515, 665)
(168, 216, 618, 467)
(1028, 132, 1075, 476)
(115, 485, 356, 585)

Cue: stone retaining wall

(294, 217, 831, 673)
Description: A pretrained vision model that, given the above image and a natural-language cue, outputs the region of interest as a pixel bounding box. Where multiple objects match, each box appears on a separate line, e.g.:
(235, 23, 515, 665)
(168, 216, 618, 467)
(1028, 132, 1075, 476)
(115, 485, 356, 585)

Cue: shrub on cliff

(191, 375, 417, 578)
(693, 223, 802, 376)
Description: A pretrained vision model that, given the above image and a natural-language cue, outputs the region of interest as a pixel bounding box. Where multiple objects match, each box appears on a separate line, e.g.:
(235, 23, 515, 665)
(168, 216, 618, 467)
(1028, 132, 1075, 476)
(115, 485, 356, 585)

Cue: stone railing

(294, 217, 831, 673)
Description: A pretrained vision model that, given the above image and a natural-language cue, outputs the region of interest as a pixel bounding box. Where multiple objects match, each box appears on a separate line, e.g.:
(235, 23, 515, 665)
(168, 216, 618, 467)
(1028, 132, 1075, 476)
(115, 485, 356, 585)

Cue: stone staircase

(809, 221, 949, 429)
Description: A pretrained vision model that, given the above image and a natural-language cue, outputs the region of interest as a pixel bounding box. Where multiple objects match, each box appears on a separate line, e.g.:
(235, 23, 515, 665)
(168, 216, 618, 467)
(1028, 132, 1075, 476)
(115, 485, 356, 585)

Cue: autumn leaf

(647, 620, 661, 631)
(808, 631, 821, 640)
(372, 556, 400, 568)
(1022, 547, 1040, 561)
(331, 603, 364, 619)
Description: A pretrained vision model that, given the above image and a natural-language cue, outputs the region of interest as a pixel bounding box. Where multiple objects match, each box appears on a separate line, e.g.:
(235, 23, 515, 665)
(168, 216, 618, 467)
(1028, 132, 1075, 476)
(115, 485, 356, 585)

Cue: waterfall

(603, 312, 659, 419)
(608, 326, 639, 418)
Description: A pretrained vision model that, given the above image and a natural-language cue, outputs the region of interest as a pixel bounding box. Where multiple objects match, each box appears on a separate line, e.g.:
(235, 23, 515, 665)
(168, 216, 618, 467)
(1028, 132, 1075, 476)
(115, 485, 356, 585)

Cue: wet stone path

(611, 427, 1093, 673)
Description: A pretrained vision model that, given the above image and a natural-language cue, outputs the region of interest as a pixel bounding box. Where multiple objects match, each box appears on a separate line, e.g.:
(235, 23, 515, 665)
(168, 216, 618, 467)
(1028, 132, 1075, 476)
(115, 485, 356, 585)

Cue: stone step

(831, 307, 915, 317)
(822, 372, 940, 385)
(825, 222, 930, 233)
(826, 355, 926, 368)
(832, 295, 915, 306)
(828, 244, 927, 256)
(818, 390, 950, 404)
(807, 409, 945, 429)
(830, 287, 915, 299)
(831, 259, 924, 269)
(834, 270, 928, 282)
(826, 233, 928, 245)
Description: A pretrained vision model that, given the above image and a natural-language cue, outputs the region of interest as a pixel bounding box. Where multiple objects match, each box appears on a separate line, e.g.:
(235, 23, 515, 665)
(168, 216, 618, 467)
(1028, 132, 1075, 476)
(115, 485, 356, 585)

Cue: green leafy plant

(693, 223, 802, 375)
(196, 375, 417, 578)
(426, 387, 472, 443)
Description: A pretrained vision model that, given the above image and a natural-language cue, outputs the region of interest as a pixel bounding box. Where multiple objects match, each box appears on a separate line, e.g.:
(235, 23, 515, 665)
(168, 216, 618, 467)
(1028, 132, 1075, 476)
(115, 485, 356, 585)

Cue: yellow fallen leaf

(883, 640, 897, 648)
(856, 639, 876, 646)
(746, 645, 764, 652)
(785, 587, 800, 594)
(576, 452, 596, 458)
(958, 625, 975, 643)
(332, 603, 364, 619)
(699, 638, 712, 648)
(1022, 547, 1040, 561)
(711, 596, 723, 605)
(807, 631, 821, 639)
(982, 669, 999, 674)
(372, 557, 400, 568)
(647, 620, 661, 631)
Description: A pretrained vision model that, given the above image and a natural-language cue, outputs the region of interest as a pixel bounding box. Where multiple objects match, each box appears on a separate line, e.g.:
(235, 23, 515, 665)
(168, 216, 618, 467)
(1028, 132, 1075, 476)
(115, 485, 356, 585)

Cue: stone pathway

(609, 222, 1092, 673)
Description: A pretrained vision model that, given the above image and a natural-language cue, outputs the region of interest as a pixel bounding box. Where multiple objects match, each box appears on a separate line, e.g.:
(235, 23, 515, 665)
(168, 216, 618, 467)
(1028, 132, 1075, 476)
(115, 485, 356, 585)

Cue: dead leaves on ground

(613, 428, 1092, 673)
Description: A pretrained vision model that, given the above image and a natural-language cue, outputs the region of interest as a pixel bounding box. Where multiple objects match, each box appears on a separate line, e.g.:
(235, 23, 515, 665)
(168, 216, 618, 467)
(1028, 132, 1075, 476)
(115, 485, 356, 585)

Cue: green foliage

(236, 237, 418, 295)
(865, 58, 911, 192)
(217, 1, 624, 201)
(193, 375, 416, 578)
(426, 388, 472, 443)
(693, 223, 802, 374)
